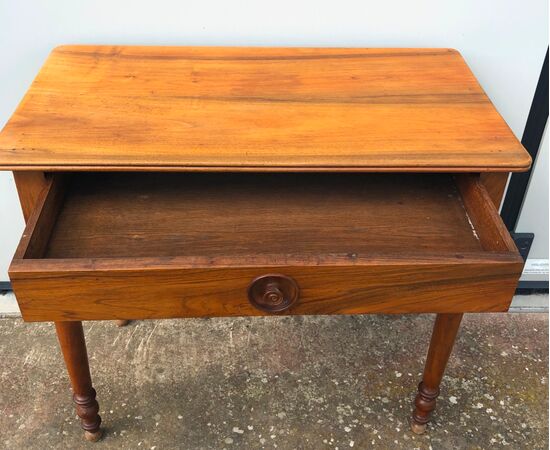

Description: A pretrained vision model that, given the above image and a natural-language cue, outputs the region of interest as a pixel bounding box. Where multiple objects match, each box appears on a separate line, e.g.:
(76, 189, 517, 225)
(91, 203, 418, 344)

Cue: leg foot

(410, 421, 426, 435)
(74, 388, 102, 438)
(56, 322, 102, 441)
(411, 314, 463, 432)
(411, 382, 439, 433)
(116, 320, 130, 327)
(84, 429, 103, 442)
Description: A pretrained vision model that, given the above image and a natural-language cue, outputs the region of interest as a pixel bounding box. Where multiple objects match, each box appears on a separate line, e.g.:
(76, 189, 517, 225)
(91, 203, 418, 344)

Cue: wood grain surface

(455, 174, 518, 252)
(480, 172, 509, 208)
(43, 173, 483, 259)
(12, 172, 49, 221)
(11, 258, 522, 321)
(0, 46, 529, 172)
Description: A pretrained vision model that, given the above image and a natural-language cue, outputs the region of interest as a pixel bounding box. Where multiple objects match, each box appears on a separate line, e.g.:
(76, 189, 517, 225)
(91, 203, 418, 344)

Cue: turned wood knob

(247, 274, 299, 312)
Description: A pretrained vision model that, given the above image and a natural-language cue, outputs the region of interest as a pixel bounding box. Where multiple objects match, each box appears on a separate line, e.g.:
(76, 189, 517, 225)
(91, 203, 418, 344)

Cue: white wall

(0, 0, 548, 280)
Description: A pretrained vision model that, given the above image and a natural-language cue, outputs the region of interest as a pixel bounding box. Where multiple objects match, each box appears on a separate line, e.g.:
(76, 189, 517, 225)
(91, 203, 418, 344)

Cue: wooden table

(0, 46, 530, 441)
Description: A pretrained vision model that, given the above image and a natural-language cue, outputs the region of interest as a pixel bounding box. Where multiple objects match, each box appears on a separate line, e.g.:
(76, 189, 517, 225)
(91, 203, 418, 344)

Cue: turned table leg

(115, 320, 130, 327)
(55, 321, 102, 442)
(411, 313, 463, 434)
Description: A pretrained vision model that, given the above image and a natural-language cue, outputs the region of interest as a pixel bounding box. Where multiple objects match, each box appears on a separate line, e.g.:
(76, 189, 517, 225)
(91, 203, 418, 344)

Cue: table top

(0, 46, 529, 172)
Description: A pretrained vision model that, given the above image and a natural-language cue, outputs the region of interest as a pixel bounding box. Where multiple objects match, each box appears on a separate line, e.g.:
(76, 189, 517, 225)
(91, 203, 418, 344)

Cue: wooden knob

(247, 274, 299, 312)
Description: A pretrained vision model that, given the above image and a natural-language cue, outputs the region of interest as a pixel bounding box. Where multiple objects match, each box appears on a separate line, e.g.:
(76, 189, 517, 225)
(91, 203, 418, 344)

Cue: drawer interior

(18, 173, 502, 261)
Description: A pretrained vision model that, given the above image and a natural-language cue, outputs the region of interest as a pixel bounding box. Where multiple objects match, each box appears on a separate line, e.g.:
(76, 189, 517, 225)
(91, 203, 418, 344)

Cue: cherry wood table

(0, 46, 530, 441)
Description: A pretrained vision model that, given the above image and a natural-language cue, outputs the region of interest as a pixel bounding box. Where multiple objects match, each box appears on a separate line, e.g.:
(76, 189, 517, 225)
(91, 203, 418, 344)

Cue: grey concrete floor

(0, 313, 547, 449)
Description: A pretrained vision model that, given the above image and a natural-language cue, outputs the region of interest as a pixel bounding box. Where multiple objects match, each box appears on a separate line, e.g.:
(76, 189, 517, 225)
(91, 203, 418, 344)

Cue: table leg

(55, 321, 102, 442)
(411, 313, 463, 434)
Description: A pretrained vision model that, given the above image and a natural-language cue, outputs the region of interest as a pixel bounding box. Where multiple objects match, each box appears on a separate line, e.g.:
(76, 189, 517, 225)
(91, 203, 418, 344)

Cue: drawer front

(9, 173, 523, 322)
(11, 258, 522, 321)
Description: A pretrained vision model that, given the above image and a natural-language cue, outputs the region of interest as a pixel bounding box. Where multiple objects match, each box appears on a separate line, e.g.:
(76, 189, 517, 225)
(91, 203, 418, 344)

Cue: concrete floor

(0, 314, 547, 449)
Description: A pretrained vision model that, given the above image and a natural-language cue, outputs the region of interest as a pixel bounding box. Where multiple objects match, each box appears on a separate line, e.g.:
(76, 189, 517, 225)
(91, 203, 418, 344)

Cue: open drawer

(10, 173, 523, 321)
